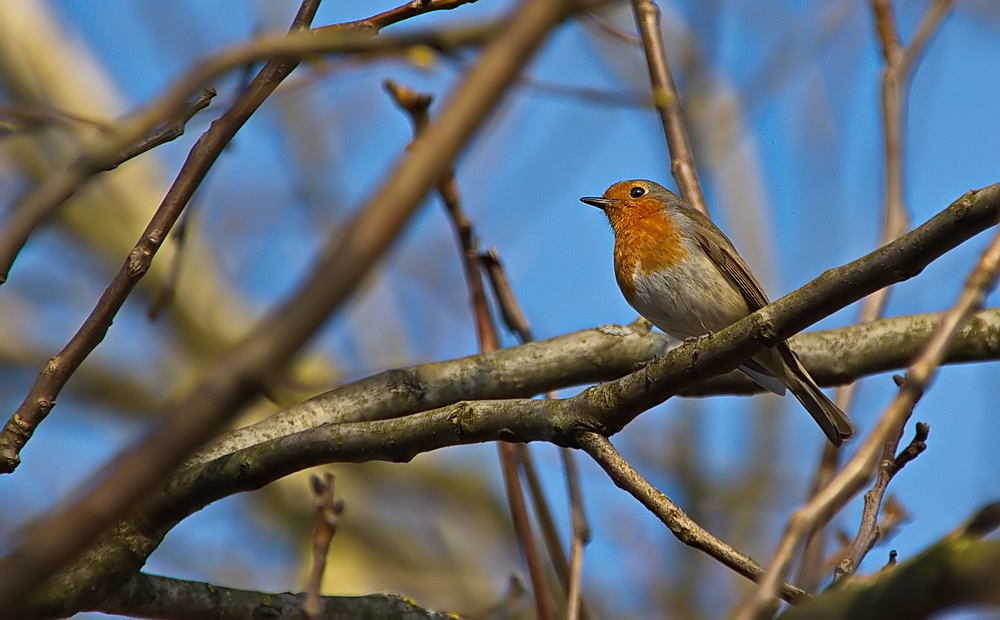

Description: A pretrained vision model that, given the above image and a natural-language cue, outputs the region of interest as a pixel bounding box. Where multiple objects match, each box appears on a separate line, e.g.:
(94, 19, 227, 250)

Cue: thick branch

(194, 306, 1000, 463)
(93, 572, 455, 620)
(21, 183, 999, 620)
(0, 0, 574, 614)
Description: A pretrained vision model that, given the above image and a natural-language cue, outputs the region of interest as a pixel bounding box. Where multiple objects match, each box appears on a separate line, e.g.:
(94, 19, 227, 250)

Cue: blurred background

(0, 0, 999, 618)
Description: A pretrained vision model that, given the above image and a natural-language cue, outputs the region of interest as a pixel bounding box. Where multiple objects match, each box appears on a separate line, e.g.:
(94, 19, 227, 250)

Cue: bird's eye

(630, 186, 645, 198)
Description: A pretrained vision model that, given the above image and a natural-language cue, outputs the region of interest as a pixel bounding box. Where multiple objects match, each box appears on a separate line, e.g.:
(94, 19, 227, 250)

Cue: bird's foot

(684, 331, 714, 364)
(633, 354, 662, 390)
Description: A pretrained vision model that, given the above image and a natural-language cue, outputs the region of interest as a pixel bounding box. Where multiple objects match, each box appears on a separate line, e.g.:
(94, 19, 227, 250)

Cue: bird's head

(580, 180, 682, 234)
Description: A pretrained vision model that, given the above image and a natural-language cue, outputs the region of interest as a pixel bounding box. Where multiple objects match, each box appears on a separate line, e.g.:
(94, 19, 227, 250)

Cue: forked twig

(798, 0, 953, 590)
(738, 222, 1000, 620)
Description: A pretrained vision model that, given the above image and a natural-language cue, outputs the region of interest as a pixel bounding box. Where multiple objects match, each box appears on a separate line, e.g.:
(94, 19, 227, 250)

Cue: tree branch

(778, 504, 1000, 620)
(737, 219, 1000, 620)
(0, 1, 488, 286)
(578, 432, 807, 604)
(833, 422, 929, 582)
(630, 0, 708, 214)
(0, 0, 575, 613)
(92, 572, 456, 620)
(16, 182, 1000, 619)
(194, 305, 1000, 463)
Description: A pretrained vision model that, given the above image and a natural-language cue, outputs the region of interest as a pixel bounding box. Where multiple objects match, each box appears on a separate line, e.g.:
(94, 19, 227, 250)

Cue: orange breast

(611, 210, 687, 303)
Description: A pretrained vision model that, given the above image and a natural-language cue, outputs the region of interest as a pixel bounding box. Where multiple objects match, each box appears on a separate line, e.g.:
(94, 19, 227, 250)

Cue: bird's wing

(686, 208, 771, 312)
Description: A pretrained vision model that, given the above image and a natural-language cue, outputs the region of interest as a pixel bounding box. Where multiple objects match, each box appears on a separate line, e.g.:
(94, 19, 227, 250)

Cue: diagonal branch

(0, 0, 485, 479)
(0, 89, 216, 285)
(578, 432, 807, 604)
(24, 182, 999, 620)
(778, 503, 1000, 620)
(737, 219, 1000, 620)
(800, 0, 953, 589)
(834, 421, 929, 581)
(0, 0, 575, 613)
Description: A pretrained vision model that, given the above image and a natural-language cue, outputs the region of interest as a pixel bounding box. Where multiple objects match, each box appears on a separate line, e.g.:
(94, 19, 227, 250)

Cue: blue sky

(3, 0, 999, 618)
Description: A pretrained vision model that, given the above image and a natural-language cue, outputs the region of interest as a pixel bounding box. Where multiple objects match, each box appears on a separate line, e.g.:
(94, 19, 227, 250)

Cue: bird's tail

(779, 347, 855, 447)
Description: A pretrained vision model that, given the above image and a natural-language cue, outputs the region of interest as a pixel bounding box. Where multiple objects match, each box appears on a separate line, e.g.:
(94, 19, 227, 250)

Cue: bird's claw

(684, 331, 714, 364)
(633, 354, 662, 390)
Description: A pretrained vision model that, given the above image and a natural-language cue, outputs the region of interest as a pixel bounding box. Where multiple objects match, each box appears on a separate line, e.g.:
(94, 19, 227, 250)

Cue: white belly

(628, 250, 750, 340)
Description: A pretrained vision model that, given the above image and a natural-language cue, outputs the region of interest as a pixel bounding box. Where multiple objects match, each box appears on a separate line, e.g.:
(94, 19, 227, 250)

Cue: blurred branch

(737, 220, 1000, 620)
(18, 182, 1000, 619)
(577, 432, 807, 604)
(304, 473, 344, 620)
(0, 15, 315, 476)
(0, 0, 575, 614)
(92, 572, 456, 620)
(562, 446, 590, 620)
(801, 1, 952, 587)
(0, 0, 487, 478)
(0, 103, 114, 135)
(0, 88, 215, 285)
(630, 0, 707, 215)
(482, 249, 594, 620)
(578, 10, 642, 46)
(0, 0, 325, 607)
(0, 0, 489, 286)
(778, 504, 1000, 620)
(385, 78, 554, 620)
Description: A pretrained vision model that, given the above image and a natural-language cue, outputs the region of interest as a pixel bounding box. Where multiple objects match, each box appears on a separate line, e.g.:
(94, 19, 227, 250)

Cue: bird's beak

(580, 196, 613, 209)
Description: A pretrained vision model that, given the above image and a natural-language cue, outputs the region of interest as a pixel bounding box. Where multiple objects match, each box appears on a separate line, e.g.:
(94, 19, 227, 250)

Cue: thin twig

(499, 443, 554, 620)
(23, 183, 1000, 618)
(0, 0, 573, 611)
(797, 0, 953, 590)
(147, 207, 193, 321)
(737, 223, 1000, 620)
(576, 432, 808, 604)
(629, 0, 707, 215)
(0, 2, 484, 286)
(483, 248, 595, 620)
(563, 447, 590, 620)
(319, 0, 477, 34)
(0, 12, 306, 478)
(834, 422, 929, 580)
(385, 78, 554, 620)
(0, 88, 215, 286)
(304, 472, 344, 620)
(578, 11, 642, 46)
(481, 248, 532, 341)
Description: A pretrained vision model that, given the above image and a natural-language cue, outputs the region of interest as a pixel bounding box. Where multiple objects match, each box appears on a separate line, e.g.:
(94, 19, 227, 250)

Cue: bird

(581, 179, 854, 446)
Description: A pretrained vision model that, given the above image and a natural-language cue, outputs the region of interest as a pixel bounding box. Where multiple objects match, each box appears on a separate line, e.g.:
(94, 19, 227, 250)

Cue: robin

(581, 179, 854, 446)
